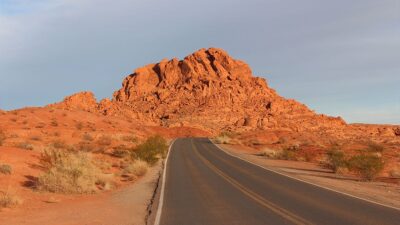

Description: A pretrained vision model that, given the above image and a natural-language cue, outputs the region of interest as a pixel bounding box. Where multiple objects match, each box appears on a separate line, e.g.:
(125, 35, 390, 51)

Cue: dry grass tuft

(30, 135, 42, 141)
(124, 160, 148, 177)
(257, 148, 280, 158)
(37, 149, 102, 194)
(0, 188, 22, 208)
(0, 164, 12, 175)
(75, 122, 84, 130)
(82, 133, 94, 141)
(121, 135, 138, 143)
(35, 123, 45, 129)
(50, 119, 58, 127)
(15, 142, 34, 150)
(51, 139, 68, 149)
(112, 147, 131, 158)
(97, 135, 112, 146)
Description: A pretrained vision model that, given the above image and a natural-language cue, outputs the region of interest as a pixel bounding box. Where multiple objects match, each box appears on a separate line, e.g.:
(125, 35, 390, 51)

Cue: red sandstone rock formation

(50, 92, 98, 112)
(50, 48, 399, 137)
(110, 48, 346, 132)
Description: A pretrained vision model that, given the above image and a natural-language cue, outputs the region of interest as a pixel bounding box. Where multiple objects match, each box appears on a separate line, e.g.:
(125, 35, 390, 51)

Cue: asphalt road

(157, 138, 400, 225)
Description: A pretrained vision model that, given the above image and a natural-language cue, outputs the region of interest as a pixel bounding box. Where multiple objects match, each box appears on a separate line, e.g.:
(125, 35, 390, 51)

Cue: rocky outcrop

(50, 48, 398, 137)
(394, 128, 400, 136)
(49, 92, 98, 112)
(111, 48, 346, 132)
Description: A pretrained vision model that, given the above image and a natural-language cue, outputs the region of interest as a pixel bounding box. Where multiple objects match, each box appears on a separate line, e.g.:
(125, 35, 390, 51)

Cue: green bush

(133, 135, 168, 165)
(347, 154, 384, 181)
(326, 149, 347, 172)
(0, 164, 12, 175)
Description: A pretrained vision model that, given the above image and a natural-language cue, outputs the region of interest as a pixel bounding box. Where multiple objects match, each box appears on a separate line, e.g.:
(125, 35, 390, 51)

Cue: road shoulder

(215, 142, 400, 210)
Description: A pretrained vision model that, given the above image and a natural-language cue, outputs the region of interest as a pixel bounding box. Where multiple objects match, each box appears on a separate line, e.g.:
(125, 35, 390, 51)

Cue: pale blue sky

(0, 0, 399, 124)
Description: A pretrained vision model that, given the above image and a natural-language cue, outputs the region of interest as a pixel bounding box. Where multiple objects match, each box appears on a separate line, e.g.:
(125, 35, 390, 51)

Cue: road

(156, 138, 400, 225)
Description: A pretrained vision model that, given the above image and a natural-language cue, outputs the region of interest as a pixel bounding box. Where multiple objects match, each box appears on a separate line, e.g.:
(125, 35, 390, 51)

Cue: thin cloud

(0, 0, 399, 124)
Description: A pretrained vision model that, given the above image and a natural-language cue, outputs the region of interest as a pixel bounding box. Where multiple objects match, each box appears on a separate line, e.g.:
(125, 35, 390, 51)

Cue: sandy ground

(0, 162, 161, 225)
(218, 143, 400, 209)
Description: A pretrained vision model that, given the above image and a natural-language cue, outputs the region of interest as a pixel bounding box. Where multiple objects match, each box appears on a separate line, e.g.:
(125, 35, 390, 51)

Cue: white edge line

(154, 139, 176, 225)
(209, 138, 400, 212)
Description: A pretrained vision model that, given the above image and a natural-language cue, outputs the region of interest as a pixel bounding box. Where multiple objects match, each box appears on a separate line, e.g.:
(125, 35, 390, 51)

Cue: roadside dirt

(218, 143, 400, 209)
(0, 162, 162, 225)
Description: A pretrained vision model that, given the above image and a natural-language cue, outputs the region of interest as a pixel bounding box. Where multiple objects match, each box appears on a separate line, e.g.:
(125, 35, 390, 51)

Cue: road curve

(157, 138, 400, 225)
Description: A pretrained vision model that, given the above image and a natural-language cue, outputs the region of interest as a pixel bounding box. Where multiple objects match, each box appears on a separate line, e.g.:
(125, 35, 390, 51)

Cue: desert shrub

(303, 150, 319, 162)
(75, 122, 84, 130)
(347, 154, 384, 181)
(82, 133, 94, 141)
(0, 189, 22, 208)
(277, 148, 298, 161)
(30, 135, 42, 141)
(16, 142, 34, 150)
(326, 149, 347, 172)
(366, 142, 384, 153)
(112, 147, 131, 158)
(257, 148, 279, 158)
(122, 135, 138, 143)
(35, 123, 45, 129)
(37, 149, 101, 194)
(97, 135, 112, 146)
(0, 130, 5, 146)
(219, 131, 237, 138)
(50, 119, 58, 127)
(133, 135, 168, 165)
(76, 141, 98, 153)
(51, 139, 67, 149)
(0, 164, 12, 175)
(214, 132, 232, 144)
(124, 160, 148, 177)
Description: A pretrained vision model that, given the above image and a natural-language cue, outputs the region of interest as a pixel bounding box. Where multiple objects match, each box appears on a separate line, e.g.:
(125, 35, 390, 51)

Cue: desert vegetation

(347, 154, 384, 181)
(325, 143, 385, 181)
(133, 135, 168, 165)
(0, 164, 12, 175)
(0, 188, 21, 209)
(0, 107, 176, 214)
(218, 132, 390, 182)
(123, 159, 148, 177)
(213, 131, 240, 145)
(37, 149, 103, 194)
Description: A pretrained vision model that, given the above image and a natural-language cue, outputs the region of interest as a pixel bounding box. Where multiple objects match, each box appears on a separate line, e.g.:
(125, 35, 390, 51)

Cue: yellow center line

(191, 139, 314, 225)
